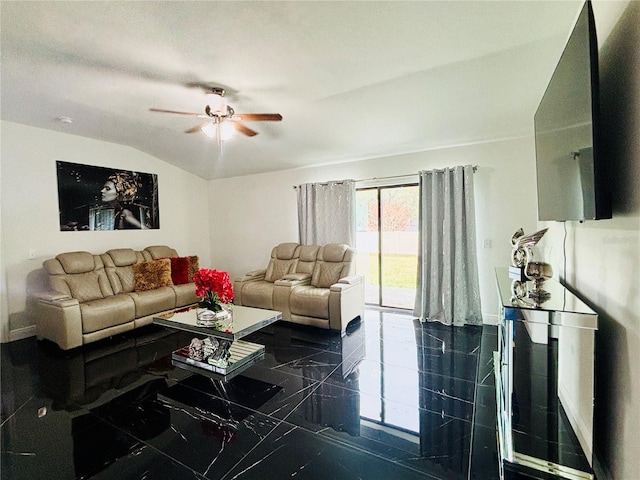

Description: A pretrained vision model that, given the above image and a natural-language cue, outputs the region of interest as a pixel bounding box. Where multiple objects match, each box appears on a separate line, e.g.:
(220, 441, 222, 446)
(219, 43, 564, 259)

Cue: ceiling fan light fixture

(200, 121, 234, 141)
(200, 122, 216, 139)
(220, 122, 235, 141)
(150, 85, 281, 140)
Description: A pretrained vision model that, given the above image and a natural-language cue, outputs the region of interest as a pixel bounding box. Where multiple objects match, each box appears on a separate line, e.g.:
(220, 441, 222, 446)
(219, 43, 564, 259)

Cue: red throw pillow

(169, 257, 190, 285)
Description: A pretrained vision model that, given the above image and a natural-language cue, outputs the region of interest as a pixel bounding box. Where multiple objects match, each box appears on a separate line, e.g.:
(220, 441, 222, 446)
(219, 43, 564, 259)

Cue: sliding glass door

(356, 184, 418, 309)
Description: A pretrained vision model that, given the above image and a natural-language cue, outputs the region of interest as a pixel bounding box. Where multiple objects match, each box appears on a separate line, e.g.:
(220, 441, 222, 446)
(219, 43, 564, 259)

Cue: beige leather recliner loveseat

(234, 243, 364, 335)
(35, 245, 199, 350)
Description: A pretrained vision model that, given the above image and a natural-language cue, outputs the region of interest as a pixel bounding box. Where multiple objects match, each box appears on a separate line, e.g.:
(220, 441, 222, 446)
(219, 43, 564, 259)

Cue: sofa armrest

(33, 291, 78, 306)
(244, 269, 267, 279)
(275, 273, 311, 286)
(234, 269, 267, 306)
(329, 275, 365, 334)
(35, 292, 83, 350)
(333, 275, 362, 288)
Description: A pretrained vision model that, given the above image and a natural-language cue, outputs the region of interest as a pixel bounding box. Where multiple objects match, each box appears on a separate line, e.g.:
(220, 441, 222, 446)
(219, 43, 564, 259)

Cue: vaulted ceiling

(1, 1, 582, 179)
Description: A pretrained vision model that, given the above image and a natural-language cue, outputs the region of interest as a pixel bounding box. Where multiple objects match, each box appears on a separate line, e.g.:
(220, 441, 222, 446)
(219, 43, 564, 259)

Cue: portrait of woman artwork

(56, 161, 160, 231)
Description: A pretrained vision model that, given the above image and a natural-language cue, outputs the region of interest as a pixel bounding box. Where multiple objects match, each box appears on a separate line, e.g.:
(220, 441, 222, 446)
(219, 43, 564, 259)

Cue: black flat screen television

(534, 1, 611, 221)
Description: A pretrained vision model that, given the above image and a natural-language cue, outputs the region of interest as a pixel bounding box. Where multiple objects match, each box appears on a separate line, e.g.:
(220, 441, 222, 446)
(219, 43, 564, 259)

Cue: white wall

(209, 136, 538, 322)
(0, 121, 211, 341)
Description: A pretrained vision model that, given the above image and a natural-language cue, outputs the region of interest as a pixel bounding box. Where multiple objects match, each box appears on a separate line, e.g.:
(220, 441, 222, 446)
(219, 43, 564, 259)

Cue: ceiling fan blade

(233, 123, 259, 137)
(233, 113, 282, 122)
(184, 122, 209, 134)
(150, 108, 203, 117)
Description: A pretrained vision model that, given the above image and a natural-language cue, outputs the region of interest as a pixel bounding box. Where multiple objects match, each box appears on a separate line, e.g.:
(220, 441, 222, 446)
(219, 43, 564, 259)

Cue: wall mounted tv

(534, 0, 611, 221)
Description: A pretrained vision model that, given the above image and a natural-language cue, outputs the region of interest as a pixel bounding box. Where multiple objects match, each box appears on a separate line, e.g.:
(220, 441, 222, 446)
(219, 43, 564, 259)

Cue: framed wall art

(56, 161, 160, 231)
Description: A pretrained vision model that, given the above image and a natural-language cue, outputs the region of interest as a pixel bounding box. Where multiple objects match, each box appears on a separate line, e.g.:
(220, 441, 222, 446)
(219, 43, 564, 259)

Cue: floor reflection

(1, 309, 501, 480)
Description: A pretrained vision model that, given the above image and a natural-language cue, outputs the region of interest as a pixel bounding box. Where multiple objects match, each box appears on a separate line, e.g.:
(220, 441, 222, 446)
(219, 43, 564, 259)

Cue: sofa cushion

(106, 248, 138, 267)
(242, 282, 275, 309)
(264, 243, 300, 282)
(112, 266, 136, 294)
(134, 259, 173, 292)
(322, 244, 349, 262)
(44, 254, 114, 302)
(80, 294, 136, 334)
(101, 249, 145, 294)
(65, 272, 107, 303)
(128, 287, 176, 318)
(172, 282, 199, 307)
(57, 252, 96, 274)
(265, 259, 297, 283)
(297, 245, 320, 274)
(310, 244, 354, 288)
(289, 286, 330, 319)
(275, 242, 299, 260)
(145, 245, 179, 260)
(311, 263, 345, 288)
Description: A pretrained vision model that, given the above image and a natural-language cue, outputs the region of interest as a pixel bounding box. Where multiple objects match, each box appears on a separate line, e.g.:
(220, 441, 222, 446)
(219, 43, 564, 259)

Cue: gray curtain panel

(296, 180, 356, 246)
(413, 165, 482, 326)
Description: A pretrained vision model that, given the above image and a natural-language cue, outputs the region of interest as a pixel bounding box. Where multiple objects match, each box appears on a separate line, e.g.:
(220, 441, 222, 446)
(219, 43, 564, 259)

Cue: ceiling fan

(150, 87, 282, 139)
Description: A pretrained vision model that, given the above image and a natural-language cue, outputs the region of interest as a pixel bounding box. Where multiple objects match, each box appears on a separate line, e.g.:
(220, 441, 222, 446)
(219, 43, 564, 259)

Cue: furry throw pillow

(134, 259, 173, 292)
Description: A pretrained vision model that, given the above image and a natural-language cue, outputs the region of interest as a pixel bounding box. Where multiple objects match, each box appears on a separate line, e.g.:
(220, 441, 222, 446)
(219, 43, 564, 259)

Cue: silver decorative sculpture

(511, 227, 548, 267)
(189, 337, 205, 361)
(510, 227, 552, 303)
(187, 335, 232, 369)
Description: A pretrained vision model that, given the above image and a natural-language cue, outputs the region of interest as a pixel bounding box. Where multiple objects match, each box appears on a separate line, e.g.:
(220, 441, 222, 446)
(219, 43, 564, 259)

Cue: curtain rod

(292, 165, 478, 189)
(355, 165, 478, 183)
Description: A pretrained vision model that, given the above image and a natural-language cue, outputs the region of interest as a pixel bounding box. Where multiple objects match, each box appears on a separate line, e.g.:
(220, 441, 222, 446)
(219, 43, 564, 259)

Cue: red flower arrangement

(193, 268, 234, 312)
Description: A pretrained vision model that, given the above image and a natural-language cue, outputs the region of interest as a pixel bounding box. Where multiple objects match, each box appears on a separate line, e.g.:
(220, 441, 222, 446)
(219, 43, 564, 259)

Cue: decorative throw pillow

(134, 259, 173, 292)
(168, 257, 190, 285)
(187, 255, 199, 283)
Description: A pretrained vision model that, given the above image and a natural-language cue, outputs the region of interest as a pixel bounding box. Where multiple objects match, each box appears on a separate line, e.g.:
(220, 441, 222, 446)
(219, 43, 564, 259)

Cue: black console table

(494, 268, 597, 480)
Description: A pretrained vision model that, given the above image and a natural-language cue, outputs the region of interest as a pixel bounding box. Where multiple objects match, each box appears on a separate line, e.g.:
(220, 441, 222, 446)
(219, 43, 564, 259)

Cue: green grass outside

(366, 253, 418, 288)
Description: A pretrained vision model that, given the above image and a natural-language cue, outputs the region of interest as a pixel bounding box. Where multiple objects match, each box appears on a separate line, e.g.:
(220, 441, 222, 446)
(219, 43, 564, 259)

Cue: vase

(524, 261, 553, 305)
(195, 304, 233, 328)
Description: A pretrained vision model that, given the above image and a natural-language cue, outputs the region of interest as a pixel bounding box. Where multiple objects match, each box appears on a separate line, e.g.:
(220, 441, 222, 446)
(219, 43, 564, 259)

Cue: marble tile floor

(0, 309, 530, 480)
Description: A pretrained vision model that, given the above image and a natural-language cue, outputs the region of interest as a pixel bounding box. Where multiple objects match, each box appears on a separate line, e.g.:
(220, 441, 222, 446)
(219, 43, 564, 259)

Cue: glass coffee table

(154, 305, 281, 380)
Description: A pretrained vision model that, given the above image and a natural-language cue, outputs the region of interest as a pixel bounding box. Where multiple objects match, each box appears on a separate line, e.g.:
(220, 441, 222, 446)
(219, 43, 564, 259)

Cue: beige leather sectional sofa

(35, 245, 199, 350)
(234, 243, 364, 335)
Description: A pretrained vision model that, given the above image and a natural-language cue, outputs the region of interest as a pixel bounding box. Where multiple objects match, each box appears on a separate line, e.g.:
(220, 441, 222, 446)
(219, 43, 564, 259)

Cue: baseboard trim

(9, 325, 36, 342)
(483, 313, 499, 325)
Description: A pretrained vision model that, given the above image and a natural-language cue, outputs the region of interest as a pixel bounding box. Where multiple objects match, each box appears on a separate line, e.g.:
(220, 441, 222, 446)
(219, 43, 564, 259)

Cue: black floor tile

(222, 422, 439, 480)
(1, 310, 508, 480)
(121, 389, 281, 478)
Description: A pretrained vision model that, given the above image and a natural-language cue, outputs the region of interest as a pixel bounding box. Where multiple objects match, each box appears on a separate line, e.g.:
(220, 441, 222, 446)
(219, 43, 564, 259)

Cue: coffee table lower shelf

(171, 340, 265, 381)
